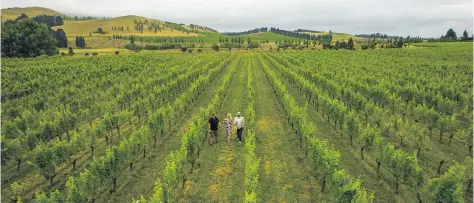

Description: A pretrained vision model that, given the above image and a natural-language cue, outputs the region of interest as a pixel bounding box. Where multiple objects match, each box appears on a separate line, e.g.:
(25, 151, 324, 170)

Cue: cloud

(2, 0, 472, 37)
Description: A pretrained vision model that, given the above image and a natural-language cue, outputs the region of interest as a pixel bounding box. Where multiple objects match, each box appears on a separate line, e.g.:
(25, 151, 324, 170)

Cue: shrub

(143, 45, 158, 50)
(247, 43, 260, 49)
(68, 47, 74, 55)
(124, 43, 142, 51)
(212, 44, 219, 51)
(115, 51, 120, 55)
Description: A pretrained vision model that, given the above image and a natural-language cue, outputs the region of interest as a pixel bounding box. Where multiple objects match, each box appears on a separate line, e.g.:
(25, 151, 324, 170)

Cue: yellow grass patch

(265, 160, 271, 176)
(277, 183, 293, 203)
(179, 121, 195, 136)
(208, 144, 235, 202)
(257, 117, 281, 134)
(183, 180, 193, 196)
(301, 182, 312, 202)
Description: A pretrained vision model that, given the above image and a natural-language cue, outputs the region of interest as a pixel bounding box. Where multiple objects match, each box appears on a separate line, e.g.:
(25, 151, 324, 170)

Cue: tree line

(188, 24, 218, 32)
(355, 33, 399, 39)
(32, 14, 64, 27)
(223, 27, 268, 36)
(294, 29, 324, 33)
(111, 35, 204, 44)
(269, 27, 332, 41)
(63, 16, 112, 20)
(426, 28, 473, 42)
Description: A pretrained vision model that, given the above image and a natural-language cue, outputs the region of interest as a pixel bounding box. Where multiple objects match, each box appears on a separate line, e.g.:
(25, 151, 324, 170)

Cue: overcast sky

(2, 0, 473, 37)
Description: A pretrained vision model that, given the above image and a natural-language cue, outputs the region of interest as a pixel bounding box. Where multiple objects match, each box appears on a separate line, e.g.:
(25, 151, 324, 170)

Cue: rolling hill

(240, 32, 304, 41)
(1, 6, 369, 49)
(1, 6, 66, 21)
(52, 15, 202, 37)
(298, 31, 363, 41)
(1, 7, 216, 37)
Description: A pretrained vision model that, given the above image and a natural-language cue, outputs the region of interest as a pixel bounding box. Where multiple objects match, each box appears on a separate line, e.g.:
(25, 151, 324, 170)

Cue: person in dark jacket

(208, 113, 220, 145)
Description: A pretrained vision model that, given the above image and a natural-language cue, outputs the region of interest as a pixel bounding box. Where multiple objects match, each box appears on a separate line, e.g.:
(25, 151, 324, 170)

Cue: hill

(298, 31, 362, 41)
(1, 6, 66, 21)
(52, 15, 204, 37)
(240, 32, 304, 41)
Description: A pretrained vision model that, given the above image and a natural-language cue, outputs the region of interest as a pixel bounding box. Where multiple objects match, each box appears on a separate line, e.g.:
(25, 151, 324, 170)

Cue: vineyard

(1, 42, 473, 203)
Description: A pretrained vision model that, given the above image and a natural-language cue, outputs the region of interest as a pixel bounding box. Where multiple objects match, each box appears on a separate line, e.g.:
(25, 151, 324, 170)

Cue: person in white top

(234, 112, 245, 143)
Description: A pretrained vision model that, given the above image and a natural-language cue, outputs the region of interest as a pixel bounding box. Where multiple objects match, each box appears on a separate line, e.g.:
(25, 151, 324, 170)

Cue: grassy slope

(1, 6, 66, 21)
(52, 16, 199, 37)
(299, 31, 363, 41)
(240, 32, 303, 42)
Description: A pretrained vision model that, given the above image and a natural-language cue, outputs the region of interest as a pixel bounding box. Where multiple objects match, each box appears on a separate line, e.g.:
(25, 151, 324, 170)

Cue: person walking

(208, 113, 220, 145)
(224, 113, 233, 142)
(234, 112, 245, 143)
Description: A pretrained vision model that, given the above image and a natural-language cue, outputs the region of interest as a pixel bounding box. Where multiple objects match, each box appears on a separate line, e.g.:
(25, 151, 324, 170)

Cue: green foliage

(32, 14, 64, 27)
(96, 27, 104, 34)
(212, 44, 220, 51)
(29, 52, 235, 202)
(244, 58, 259, 202)
(258, 54, 373, 202)
(428, 161, 467, 203)
(446, 28, 457, 39)
(51, 29, 68, 48)
(1, 18, 58, 57)
(75, 36, 86, 48)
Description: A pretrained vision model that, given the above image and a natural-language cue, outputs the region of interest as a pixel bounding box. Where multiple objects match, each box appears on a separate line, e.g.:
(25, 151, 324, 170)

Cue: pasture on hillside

(1, 42, 472, 203)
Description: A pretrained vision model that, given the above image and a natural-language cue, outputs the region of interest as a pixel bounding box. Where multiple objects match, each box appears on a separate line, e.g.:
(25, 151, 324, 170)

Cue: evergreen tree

(397, 37, 404, 48)
(462, 30, 469, 40)
(52, 29, 68, 48)
(446, 28, 457, 39)
(348, 38, 354, 50)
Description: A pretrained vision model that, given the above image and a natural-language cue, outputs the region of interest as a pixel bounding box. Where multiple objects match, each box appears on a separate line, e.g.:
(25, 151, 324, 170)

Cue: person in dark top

(208, 113, 220, 145)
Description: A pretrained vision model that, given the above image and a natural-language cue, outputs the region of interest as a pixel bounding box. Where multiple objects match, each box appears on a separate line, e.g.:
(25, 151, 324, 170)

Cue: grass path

(95, 56, 234, 203)
(252, 55, 326, 202)
(180, 55, 247, 203)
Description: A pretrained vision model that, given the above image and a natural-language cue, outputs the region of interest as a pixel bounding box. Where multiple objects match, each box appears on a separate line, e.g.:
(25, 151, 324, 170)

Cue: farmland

(1, 42, 472, 203)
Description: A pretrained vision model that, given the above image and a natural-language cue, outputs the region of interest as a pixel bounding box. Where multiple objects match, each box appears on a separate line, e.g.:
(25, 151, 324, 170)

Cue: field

(1, 42, 473, 203)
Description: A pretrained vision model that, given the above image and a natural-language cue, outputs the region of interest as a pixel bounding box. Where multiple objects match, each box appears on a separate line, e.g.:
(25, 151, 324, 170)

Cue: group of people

(208, 112, 245, 145)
